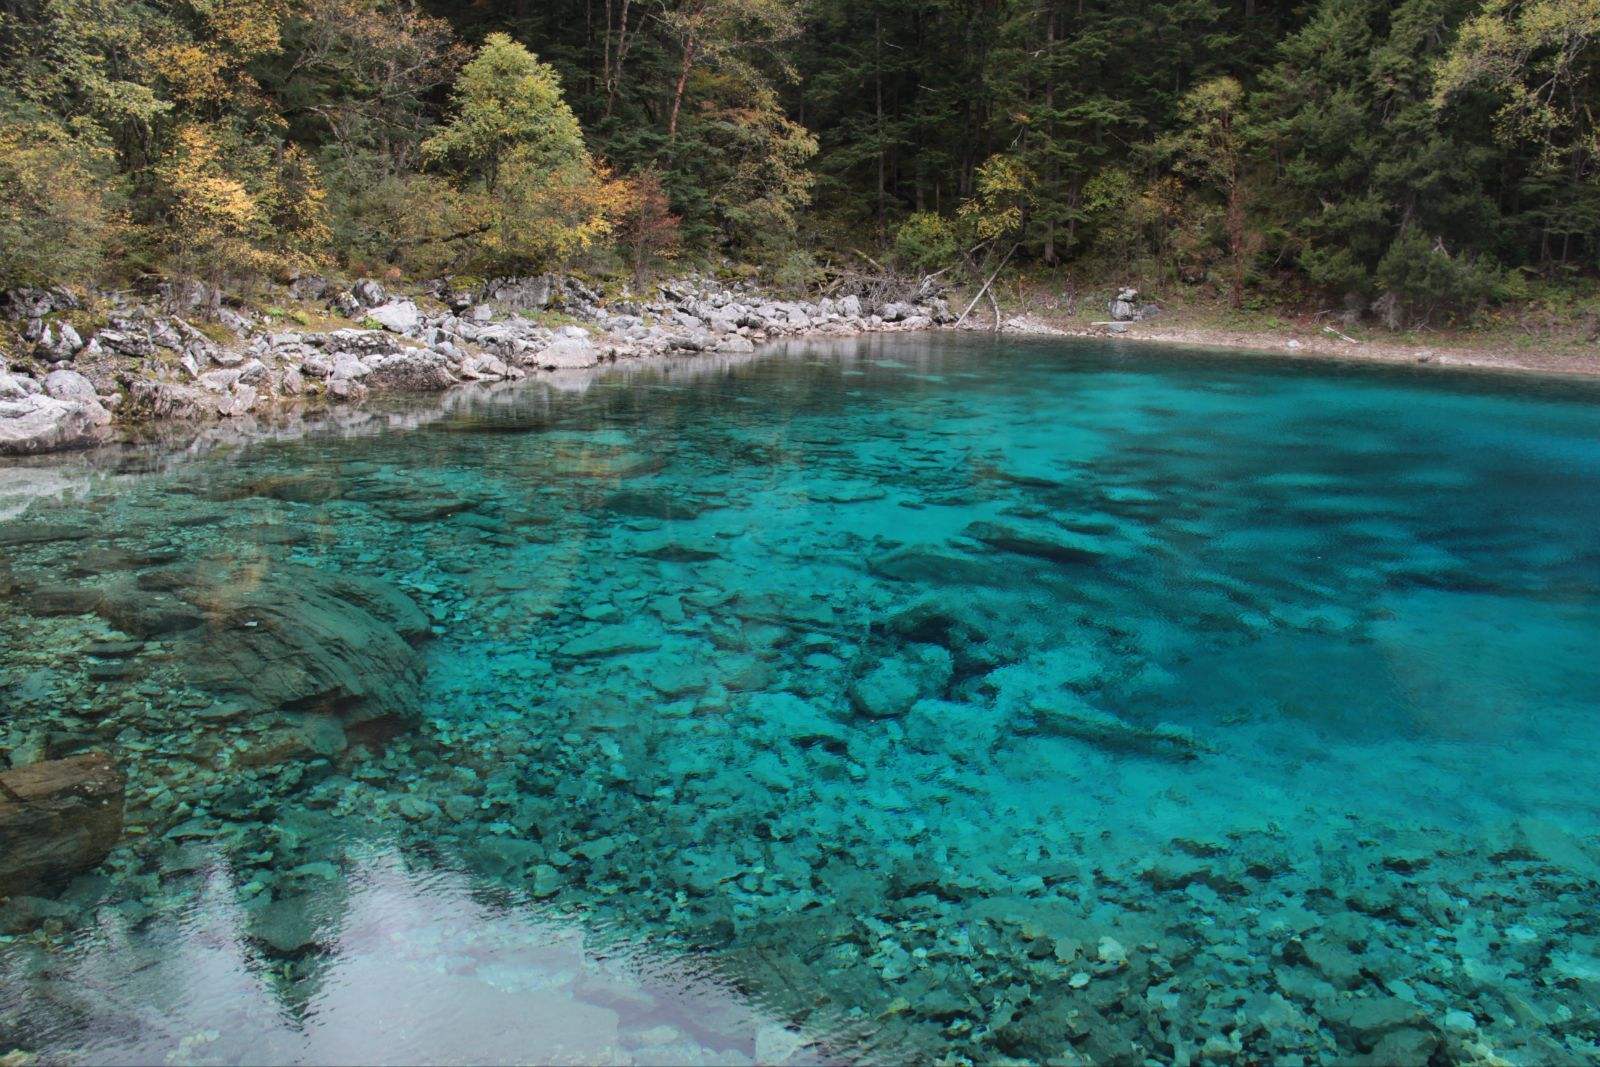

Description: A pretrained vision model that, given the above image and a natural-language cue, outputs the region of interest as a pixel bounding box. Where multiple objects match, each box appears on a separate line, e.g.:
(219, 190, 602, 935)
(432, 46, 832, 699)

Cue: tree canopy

(0, 0, 1595, 323)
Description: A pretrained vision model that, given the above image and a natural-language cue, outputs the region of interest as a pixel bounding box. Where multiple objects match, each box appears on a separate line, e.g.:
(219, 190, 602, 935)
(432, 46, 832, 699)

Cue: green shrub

(770, 248, 823, 294)
(1375, 230, 1507, 325)
(892, 212, 959, 271)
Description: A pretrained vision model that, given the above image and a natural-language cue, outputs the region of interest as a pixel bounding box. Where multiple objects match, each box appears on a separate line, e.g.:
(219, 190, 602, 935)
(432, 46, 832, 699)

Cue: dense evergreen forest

(1, 0, 1595, 326)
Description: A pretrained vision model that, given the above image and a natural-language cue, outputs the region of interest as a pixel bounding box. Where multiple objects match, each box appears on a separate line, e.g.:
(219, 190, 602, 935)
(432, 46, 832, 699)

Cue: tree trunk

(1227, 179, 1247, 308)
(1042, 6, 1058, 265)
(667, 38, 697, 140)
(605, 0, 634, 118)
(874, 14, 887, 241)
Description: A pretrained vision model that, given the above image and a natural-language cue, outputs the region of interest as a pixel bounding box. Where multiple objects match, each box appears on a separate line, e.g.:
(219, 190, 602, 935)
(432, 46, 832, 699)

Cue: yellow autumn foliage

(0, 120, 123, 286)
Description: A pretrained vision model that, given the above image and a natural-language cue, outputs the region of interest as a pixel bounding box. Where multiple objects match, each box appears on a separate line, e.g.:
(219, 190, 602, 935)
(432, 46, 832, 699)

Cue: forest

(1, 0, 1596, 328)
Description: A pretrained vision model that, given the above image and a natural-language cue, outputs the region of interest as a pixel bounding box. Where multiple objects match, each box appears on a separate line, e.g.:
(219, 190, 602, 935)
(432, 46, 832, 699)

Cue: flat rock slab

(558, 623, 661, 659)
(961, 520, 1110, 566)
(0, 522, 93, 546)
(630, 533, 722, 562)
(603, 490, 706, 521)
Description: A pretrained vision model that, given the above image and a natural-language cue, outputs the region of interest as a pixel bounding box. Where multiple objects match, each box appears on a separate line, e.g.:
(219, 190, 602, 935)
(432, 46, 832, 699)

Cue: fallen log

(1027, 700, 1214, 761)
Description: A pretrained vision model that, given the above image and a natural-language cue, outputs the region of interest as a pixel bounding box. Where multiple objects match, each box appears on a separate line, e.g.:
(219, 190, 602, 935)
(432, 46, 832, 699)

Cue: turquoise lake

(2, 334, 1599, 1064)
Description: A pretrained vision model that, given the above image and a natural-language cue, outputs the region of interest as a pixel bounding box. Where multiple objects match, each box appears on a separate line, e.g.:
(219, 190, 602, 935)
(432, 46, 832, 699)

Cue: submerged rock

(848, 644, 953, 718)
(4, 557, 432, 733)
(173, 562, 429, 726)
(247, 893, 326, 956)
(557, 622, 660, 659)
(961, 519, 1109, 566)
(604, 489, 704, 521)
(0, 753, 124, 895)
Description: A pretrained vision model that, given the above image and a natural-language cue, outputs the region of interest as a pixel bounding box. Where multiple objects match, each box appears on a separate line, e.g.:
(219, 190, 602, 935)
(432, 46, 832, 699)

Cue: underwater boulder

(901, 698, 1001, 757)
(961, 519, 1109, 566)
(168, 560, 429, 728)
(603, 489, 706, 521)
(0, 752, 124, 896)
(848, 644, 953, 718)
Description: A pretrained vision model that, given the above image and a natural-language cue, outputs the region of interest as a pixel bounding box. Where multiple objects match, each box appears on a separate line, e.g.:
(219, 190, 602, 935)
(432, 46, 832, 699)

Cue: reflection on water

(2, 334, 1600, 1065)
(3, 849, 843, 1065)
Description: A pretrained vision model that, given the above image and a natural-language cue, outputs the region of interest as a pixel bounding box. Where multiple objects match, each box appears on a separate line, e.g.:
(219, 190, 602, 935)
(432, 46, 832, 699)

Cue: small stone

(1367, 1028, 1438, 1066)
(1299, 936, 1365, 990)
(1323, 995, 1426, 1051)
(289, 861, 339, 881)
(754, 1024, 806, 1064)
(397, 795, 440, 821)
(647, 661, 709, 697)
(297, 717, 347, 758)
(1443, 1010, 1477, 1034)
(85, 661, 135, 681)
(443, 794, 477, 821)
(1069, 972, 1091, 989)
(196, 701, 250, 723)
(85, 639, 144, 658)
(531, 864, 562, 898)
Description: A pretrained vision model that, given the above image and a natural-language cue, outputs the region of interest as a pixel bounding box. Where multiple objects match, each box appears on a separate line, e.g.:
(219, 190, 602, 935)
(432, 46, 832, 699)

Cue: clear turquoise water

(2, 335, 1599, 1064)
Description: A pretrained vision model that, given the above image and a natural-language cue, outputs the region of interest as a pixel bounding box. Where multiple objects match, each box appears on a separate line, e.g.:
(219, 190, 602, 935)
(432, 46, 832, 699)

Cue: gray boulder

(2, 286, 79, 319)
(538, 335, 599, 369)
(43, 369, 100, 405)
(1108, 287, 1139, 321)
(0, 394, 111, 455)
(363, 349, 457, 391)
(126, 380, 208, 420)
(484, 275, 553, 311)
(0, 370, 32, 399)
(367, 300, 422, 335)
(94, 329, 156, 358)
(351, 278, 387, 307)
(289, 274, 330, 301)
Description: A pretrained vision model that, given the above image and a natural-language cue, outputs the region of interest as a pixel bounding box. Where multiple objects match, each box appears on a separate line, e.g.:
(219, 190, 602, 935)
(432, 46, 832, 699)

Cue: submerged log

(1028, 701, 1215, 761)
(0, 752, 125, 895)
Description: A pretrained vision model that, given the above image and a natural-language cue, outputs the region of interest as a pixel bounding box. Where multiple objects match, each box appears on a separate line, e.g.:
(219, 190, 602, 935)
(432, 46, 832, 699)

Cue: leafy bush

(770, 248, 823, 293)
(322, 153, 474, 276)
(1375, 230, 1507, 325)
(0, 118, 122, 287)
(1298, 246, 1368, 296)
(893, 212, 959, 271)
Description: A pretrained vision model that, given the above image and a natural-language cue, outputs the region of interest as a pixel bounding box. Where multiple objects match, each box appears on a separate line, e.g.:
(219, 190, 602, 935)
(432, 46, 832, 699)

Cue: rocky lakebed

(1, 333, 1599, 1065)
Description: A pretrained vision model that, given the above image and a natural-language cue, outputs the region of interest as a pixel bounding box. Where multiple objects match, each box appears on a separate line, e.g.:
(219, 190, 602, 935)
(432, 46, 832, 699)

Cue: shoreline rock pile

(0, 273, 955, 455)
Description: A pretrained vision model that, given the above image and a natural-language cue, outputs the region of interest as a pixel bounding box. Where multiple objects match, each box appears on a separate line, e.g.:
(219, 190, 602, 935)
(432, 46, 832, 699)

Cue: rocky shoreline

(0, 274, 955, 457)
